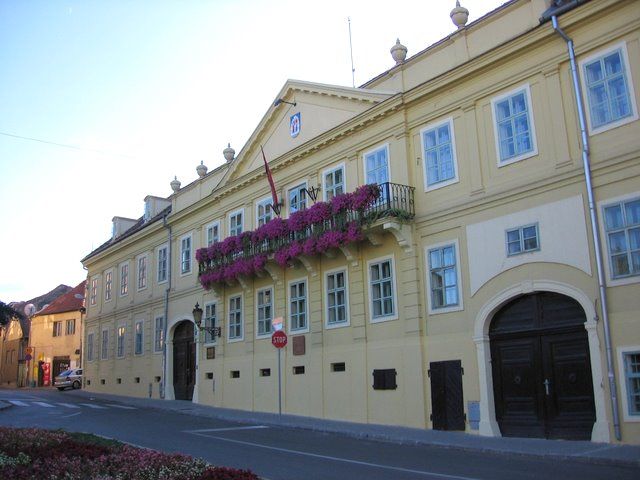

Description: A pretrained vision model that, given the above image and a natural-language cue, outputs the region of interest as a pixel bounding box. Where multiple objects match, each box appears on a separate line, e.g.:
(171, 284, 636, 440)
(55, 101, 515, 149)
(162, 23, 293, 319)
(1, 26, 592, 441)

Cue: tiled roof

(35, 281, 86, 316)
(81, 205, 171, 262)
(9, 284, 72, 336)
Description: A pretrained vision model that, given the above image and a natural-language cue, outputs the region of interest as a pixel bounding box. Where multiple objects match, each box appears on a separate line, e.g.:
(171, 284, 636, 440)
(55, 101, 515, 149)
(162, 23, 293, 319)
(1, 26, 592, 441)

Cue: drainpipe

(161, 212, 172, 399)
(550, 15, 621, 441)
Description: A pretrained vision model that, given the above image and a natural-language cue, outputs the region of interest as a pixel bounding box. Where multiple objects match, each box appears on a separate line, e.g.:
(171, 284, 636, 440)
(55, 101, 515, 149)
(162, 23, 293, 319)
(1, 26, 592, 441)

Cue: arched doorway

(173, 321, 195, 401)
(489, 292, 596, 440)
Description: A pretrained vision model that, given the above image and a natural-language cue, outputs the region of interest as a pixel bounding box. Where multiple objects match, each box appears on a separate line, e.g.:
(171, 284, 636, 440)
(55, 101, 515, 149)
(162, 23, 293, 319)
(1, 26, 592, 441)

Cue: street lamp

(192, 303, 221, 338)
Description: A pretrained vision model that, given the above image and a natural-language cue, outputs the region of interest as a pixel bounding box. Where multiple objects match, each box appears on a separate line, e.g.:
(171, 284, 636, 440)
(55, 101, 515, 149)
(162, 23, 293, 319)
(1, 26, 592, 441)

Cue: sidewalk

(3, 389, 640, 468)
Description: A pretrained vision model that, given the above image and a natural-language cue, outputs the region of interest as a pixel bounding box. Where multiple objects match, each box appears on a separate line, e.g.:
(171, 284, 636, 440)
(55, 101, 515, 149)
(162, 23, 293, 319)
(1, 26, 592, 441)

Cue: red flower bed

(0, 427, 259, 480)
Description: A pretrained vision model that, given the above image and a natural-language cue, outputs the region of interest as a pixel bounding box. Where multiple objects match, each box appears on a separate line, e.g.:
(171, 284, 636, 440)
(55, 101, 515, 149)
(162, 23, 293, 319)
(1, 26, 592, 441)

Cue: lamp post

(192, 303, 221, 340)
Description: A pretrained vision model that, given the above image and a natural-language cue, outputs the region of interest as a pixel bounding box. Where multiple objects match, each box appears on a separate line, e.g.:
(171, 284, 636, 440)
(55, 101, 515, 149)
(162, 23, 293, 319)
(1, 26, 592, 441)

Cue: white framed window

(157, 245, 168, 284)
(65, 319, 76, 335)
(603, 196, 640, 280)
(119, 262, 129, 296)
(364, 144, 390, 186)
(288, 183, 307, 214)
(104, 269, 113, 302)
(90, 277, 98, 306)
(134, 320, 143, 355)
(579, 42, 638, 135)
(367, 256, 397, 323)
(137, 254, 148, 290)
(52, 321, 62, 337)
(325, 268, 349, 328)
(180, 233, 192, 275)
(87, 332, 95, 362)
(204, 302, 217, 344)
(323, 164, 345, 201)
(420, 118, 459, 190)
(491, 84, 537, 166)
(154, 316, 164, 352)
(256, 287, 273, 338)
(425, 239, 463, 314)
(256, 198, 273, 228)
(506, 224, 540, 256)
(116, 325, 125, 358)
(228, 295, 243, 341)
(617, 346, 640, 422)
(229, 209, 243, 237)
(101, 328, 109, 359)
(205, 221, 220, 246)
(288, 278, 308, 333)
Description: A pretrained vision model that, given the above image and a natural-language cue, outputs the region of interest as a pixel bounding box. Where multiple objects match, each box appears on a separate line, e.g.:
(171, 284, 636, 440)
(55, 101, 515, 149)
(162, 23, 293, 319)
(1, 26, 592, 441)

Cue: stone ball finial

(451, 1, 469, 29)
(196, 160, 208, 178)
(390, 38, 407, 65)
(170, 176, 181, 193)
(223, 143, 235, 163)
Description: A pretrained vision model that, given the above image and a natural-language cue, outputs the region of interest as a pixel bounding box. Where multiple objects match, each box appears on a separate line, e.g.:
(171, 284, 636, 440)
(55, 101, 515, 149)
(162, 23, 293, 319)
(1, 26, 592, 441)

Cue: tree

(0, 301, 25, 327)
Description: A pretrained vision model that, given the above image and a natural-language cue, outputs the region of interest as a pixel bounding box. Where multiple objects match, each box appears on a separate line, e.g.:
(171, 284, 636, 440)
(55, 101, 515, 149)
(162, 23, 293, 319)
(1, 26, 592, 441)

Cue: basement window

(230, 370, 240, 379)
(331, 362, 346, 372)
(260, 368, 271, 377)
(372, 369, 397, 390)
(293, 366, 305, 375)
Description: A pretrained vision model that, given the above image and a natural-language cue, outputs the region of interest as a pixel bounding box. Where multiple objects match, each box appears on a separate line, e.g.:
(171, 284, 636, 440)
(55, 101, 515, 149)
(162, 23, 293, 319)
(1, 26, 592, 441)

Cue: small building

(29, 281, 87, 385)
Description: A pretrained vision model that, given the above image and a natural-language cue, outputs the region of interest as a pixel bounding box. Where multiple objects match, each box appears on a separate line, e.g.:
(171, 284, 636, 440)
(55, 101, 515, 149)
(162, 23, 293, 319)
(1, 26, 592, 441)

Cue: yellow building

(81, 0, 640, 444)
(29, 281, 86, 384)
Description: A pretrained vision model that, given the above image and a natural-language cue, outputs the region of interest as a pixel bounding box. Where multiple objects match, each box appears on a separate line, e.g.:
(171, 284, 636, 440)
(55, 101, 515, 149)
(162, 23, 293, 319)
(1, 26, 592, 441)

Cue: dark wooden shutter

(430, 360, 465, 431)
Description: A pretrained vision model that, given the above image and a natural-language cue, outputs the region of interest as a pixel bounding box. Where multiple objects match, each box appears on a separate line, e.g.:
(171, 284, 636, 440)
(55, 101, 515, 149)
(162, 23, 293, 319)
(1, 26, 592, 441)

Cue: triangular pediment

(224, 80, 396, 183)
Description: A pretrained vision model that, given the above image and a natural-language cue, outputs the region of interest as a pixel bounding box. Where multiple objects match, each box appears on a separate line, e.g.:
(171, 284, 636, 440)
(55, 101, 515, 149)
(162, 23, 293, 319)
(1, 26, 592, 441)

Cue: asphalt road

(0, 388, 637, 480)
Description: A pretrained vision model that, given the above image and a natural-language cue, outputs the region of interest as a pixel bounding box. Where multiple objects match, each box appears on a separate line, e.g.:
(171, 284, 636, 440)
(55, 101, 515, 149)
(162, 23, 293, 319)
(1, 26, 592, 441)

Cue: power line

(0, 130, 136, 159)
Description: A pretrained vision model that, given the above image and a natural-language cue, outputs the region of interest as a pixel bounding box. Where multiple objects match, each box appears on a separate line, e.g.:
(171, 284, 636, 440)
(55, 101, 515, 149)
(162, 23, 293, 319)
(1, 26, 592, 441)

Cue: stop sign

(271, 330, 287, 349)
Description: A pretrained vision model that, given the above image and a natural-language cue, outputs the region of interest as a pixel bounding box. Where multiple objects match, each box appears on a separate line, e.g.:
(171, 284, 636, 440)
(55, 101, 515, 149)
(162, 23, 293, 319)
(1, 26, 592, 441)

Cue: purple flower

(317, 230, 344, 252)
(307, 201, 332, 224)
(344, 221, 363, 243)
(331, 193, 353, 214)
(274, 248, 291, 267)
(302, 237, 317, 256)
(195, 248, 208, 263)
(288, 210, 308, 232)
(351, 184, 381, 210)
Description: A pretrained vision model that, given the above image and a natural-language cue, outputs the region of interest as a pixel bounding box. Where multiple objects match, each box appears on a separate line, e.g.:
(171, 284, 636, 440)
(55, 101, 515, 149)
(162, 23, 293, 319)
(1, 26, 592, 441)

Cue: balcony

(197, 182, 415, 289)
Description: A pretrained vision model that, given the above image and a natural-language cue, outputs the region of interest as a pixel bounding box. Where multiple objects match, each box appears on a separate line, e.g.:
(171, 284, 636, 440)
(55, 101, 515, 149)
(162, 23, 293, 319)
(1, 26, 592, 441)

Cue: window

(116, 326, 125, 358)
(134, 321, 143, 355)
(228, 295, 243, 341)
(52, 321, 62, 337)
(137, 255, 147, 290)
(293, 366, 305, 375)
(623, 352, 640, 416)
(331, 362, 346, 372)
(87, 333, 94, 362)
(65, 319, 76, 335)
(364, 145, 389, 186)
(105, 270, 113, 301)
(421, 118, 458, 189)
(157, 245, 168, 283)
(206, 221, 220, 246)
(323, 164, 345, 201)
(604, 198, 640, 279)
(372, 369, 397, 390)
(120, 262, 129, 296)
(204, 302, 217, 344)
(260, 368, 271, 377)
(428, 243, 460, 311)
(506, 224, 540, 256)
(229, 210, 243, 236)
(326, 270, 348, 327)
(90, 278, 97, 305)
(154, 316, 164, 352)
(101, 329, 109, 359)
(180, 234, 192, 275)
(492, 85, 536, 165)
(256, 198, 273, 227)
(289, 183, 307, 213)
(257, 287, 273, 337)
(368, 258, 396, 321)
(581, 44, 637, 133)
(289, 279, 307, 332)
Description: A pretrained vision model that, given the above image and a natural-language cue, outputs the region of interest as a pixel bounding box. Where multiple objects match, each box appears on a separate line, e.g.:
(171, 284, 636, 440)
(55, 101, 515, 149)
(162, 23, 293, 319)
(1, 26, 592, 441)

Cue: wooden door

(430, 360, 465, 431)
(173, 321, 195, 401)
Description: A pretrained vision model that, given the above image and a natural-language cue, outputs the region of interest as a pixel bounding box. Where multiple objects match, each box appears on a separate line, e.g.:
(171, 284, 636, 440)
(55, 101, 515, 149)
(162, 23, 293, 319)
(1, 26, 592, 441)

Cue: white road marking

(33, 401, 55, 408)
(105, 404, 137, 410)
(7, 400, 29, 407)
(79, 403, 108, 409)
(187, 432, 480, 480)
(57, 403, 81, 409)
(61, 412, 81, 418)
(185, 426, 269, 433)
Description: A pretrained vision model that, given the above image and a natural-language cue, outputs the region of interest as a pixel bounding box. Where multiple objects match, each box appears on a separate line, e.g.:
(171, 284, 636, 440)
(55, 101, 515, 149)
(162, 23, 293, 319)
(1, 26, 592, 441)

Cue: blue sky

(0, 0, 504, 302)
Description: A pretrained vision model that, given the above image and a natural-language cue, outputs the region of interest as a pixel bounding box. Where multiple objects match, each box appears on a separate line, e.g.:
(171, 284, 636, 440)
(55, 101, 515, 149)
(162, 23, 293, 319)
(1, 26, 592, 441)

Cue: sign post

(271, 330, 287, 415)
